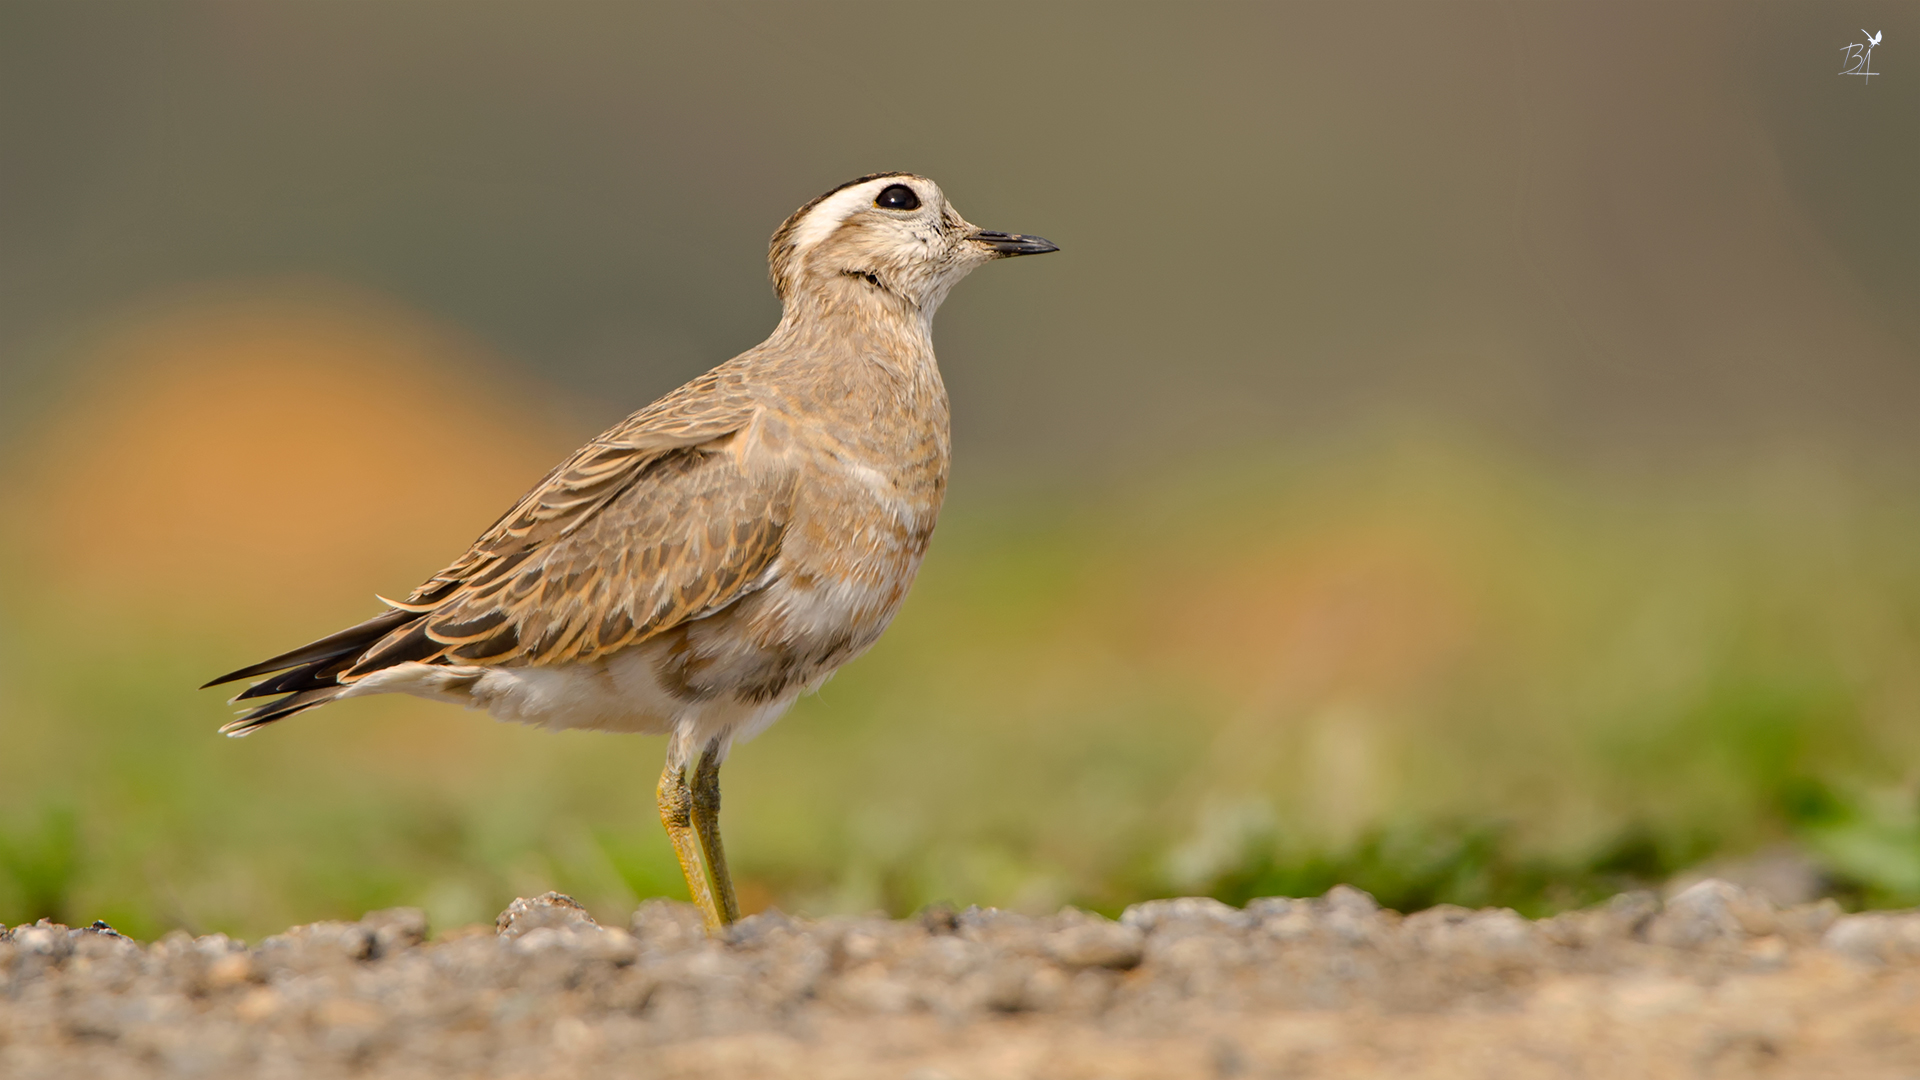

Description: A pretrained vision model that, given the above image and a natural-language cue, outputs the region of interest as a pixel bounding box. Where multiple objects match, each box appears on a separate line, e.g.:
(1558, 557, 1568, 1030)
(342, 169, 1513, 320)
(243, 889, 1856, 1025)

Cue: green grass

(5, 438, 1920, 938)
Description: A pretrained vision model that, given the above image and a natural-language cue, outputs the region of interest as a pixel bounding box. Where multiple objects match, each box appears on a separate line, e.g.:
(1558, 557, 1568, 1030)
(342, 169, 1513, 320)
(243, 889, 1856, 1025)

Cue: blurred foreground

(3, 292, 1920, 940)
(5, 884, 1919, 1079)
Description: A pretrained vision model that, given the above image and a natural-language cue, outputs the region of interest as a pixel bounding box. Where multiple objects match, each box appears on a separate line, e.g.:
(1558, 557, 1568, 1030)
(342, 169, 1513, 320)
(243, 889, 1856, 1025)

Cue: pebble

(0, 880, 1912, 1078)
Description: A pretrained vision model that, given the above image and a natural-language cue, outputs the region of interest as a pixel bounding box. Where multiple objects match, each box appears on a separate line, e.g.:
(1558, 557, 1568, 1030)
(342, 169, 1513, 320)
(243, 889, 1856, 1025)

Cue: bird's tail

(202, 607, 418, 736)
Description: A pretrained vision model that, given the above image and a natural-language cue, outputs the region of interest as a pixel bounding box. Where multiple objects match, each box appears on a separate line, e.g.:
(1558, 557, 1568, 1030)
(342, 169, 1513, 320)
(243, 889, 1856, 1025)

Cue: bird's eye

(874, 184, 920, 211)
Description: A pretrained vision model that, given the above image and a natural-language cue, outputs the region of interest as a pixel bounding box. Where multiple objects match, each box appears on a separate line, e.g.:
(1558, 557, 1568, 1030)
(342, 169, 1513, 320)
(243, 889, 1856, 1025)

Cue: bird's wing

(370, 431, 796, 672)
(208, 368, 797, 722)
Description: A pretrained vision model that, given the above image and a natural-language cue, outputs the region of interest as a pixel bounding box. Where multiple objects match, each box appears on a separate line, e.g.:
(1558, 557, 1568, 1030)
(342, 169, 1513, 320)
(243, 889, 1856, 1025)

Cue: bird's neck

(770, 277, 939, 376)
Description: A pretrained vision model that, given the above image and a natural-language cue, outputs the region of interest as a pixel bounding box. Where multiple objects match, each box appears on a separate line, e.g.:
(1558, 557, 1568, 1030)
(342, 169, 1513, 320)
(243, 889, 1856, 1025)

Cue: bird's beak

(968, 230, 1060, 257)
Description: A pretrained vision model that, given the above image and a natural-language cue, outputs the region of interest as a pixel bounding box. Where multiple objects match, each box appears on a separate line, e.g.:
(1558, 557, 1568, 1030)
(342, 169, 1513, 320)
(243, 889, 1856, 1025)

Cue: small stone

(1775, 898, 1841, 943)
(1247, 889, 1394, 946)
(957, 906, 1047, 955)
(233, 987, 282, 1022)
(1320, 886, 1392, 946)
(1120, 896, 1252, 934)
(1543, 893, 1659, 947)
(1742, 934, 1789, 970)
(968, 957, 1049, 1013)
(194, 932, 245, 957)
(1648, 879, 1774, 948)
(1823, 911, 1920, 965)
(496, 892, 599, 939)
(1539, 911, 1596, 948)
(919, 903, 961, 935)
(511, 926, 578, 952)
(587, 926, 640, 962)
(1044, 919, 1145, 969)
(315, 997, 384, 1029)
(261, 921, 378, 962)
(70, 931, 140, 961)
(630, 899, 706, 950)
(1607, 891, 1663, 937)
(1153, 931, 1251, 980)
(1023, 962, 1070, 1011)
(1243, 896, 1307, 920)
(1544, 893, 1665, 948)
(1250, 897, 1320, 941)
(832, 960, 917, 1013)
(147, 928, 195, 961)
(1668, 846, 1829, 907)
(1404, 905, 1538, 961)
(205, 952, 256, 989)
(11, 921, 73, 960)
(1323, 884, 1380, 915)
(840, 927, 886, 962)
(510, 922, 635, 962)
(361, 907, 429, 956)
(723, 908, 795, 948)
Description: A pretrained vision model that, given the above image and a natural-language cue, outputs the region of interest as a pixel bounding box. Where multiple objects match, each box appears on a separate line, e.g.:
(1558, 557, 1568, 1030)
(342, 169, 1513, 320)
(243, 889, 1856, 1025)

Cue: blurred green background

(3, 1, 1920, 939)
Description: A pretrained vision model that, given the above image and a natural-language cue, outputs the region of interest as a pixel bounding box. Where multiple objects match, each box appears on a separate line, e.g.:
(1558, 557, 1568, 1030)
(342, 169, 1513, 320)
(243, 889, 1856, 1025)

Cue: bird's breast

(788, 447, 944, 592)
(728, 350, 950, 660)
(738, 429, 945, 660)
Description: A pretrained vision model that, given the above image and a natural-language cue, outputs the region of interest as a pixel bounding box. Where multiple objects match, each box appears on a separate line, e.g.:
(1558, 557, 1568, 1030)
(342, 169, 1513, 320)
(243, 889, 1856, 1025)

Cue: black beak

(970, 230, 1060, 257)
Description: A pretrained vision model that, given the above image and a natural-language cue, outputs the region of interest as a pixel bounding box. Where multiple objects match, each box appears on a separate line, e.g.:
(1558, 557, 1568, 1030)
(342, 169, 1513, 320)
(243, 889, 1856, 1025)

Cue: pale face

(768, 173, 1056, 317)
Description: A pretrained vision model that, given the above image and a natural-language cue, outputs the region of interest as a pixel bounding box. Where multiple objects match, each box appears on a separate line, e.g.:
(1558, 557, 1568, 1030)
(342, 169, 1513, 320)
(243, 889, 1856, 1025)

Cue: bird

(202, 173, 1057, 931)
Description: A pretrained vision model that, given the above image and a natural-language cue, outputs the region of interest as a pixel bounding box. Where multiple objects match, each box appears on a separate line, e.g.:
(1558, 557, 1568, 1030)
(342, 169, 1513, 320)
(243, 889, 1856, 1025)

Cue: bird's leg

(690, 740, 741, 927)
(656, 756, 723, 930)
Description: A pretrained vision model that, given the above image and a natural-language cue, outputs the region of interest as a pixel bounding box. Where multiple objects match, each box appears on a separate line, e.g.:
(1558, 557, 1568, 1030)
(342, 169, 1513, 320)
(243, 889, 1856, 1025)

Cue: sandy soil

(5, 882, 1919, 1079)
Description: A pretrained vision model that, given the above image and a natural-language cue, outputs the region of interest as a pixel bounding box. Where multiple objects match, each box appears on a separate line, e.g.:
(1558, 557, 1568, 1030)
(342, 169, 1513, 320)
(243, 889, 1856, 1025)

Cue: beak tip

(972, 231, 1060, 257)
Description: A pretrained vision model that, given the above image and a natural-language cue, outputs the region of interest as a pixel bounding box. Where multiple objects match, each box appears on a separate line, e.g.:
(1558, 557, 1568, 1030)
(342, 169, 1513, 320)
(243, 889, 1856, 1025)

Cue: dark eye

(874, 183, 920, 211)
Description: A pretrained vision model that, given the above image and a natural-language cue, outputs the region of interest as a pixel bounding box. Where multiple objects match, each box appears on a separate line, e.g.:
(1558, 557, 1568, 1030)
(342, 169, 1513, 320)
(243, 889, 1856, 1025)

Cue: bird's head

(768, 172, 1057, 321)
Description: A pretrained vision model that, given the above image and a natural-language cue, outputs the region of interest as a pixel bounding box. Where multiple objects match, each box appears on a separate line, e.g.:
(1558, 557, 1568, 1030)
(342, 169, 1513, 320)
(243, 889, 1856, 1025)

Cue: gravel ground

(5, 882, 1920, 1079)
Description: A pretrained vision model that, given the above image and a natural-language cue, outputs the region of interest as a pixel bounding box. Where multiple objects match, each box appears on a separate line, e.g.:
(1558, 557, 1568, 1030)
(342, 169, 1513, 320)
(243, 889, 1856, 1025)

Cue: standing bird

(203, 173, 1057, 930)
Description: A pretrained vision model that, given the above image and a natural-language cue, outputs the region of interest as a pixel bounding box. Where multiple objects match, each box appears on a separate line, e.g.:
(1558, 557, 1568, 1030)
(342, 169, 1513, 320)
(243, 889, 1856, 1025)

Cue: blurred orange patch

(1145, 524, 1479, 708)
(9, 285, 572, 625)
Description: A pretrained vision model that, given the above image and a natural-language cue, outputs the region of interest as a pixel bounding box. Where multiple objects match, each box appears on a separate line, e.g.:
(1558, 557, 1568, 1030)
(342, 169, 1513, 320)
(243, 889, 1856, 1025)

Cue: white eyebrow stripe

(786, 179, 898, 254)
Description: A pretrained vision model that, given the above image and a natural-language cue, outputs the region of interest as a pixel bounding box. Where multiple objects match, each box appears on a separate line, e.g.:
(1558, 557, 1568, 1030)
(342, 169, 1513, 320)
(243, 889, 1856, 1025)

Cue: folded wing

(206, 370, 794, 734)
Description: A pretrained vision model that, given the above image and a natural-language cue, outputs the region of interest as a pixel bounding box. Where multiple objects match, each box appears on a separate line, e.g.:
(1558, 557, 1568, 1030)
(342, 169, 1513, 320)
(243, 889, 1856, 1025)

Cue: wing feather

(209, 366, 797, 729)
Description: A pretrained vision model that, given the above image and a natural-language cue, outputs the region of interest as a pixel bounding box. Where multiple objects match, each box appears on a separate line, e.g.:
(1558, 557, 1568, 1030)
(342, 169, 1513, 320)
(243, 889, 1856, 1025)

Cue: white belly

(338, 560, 908, 765)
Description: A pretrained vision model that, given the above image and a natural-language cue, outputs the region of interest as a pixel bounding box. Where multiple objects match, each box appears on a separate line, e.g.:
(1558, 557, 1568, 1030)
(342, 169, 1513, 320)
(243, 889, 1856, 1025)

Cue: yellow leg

(656, 756, 723, 931)
(690, 742, 741, 927)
